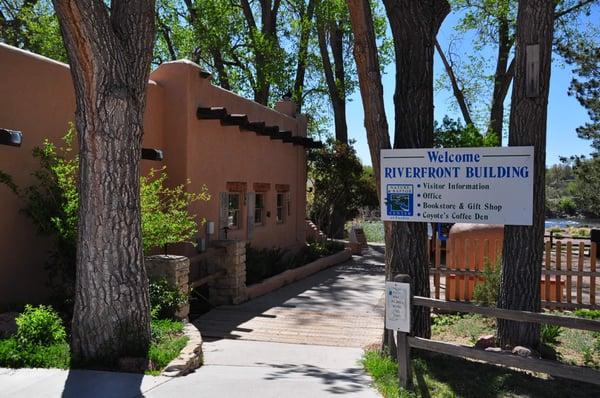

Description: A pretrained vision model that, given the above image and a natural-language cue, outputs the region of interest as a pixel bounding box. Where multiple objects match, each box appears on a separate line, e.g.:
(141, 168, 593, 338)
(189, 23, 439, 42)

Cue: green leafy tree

(308, 139, 374, 237)
(560, 42, 600, 154)
(571, 156, 600, 217)
(0, 0, 66, 61)
(434, 116, 499, 148)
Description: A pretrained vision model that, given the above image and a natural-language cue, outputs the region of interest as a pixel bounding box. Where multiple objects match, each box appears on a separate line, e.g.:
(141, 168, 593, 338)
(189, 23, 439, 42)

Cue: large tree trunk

(293, 0, 316, 113)
(498, 0, 555, 349)
(317, 22, 348, 143)
(53, 0, 154, 366)
(383, 0, 450, 338)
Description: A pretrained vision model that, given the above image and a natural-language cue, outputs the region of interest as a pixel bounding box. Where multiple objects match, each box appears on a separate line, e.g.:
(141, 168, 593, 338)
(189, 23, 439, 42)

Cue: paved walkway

(0, 246, 385, 397)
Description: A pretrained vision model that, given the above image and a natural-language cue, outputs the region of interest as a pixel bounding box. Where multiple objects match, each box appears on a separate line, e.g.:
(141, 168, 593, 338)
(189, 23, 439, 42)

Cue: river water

(545, 218, 600, 228)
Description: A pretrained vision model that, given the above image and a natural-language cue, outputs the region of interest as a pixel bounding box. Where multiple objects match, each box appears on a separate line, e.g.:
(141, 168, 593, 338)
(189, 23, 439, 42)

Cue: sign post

(386, 274, 412, 388)
(380, 147, 534, 226)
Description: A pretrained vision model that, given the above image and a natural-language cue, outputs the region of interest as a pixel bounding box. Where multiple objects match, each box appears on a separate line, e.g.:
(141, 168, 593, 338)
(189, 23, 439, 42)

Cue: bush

(0, 305, 70, 369)
(149, 279, 188, 320)
(557, 197, 577, 216)
(541, 324, 563, 346)
(473, 257, 502, 307)
(245, 245, 285, 285)
(15, 305, 66, 347)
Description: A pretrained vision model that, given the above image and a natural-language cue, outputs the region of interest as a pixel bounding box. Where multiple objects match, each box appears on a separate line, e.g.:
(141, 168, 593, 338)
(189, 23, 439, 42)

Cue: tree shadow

(61, 369, 147, 398)
(193, 245, 385, 339)
(258, 362, 373, 395)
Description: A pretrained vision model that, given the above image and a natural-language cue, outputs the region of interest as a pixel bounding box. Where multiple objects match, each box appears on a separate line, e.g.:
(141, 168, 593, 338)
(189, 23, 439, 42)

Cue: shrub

(541, 324, 563, 346)
(557, 197, 577, 216)
(0, 305, 70, 369)
(149, 279, 188, 320)
(15, 305, 66, 347)
(473, 257, 502, 307)
(245, 245, 285, 285)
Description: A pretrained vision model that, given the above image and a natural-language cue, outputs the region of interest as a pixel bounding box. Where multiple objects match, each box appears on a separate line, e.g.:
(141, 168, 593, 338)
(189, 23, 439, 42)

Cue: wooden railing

(430, 237, 599, 310)
(391, 275, 600, 388)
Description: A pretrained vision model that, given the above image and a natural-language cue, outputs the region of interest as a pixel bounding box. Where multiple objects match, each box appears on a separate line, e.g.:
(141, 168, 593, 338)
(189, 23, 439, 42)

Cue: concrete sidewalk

(0, 247, 385, 397)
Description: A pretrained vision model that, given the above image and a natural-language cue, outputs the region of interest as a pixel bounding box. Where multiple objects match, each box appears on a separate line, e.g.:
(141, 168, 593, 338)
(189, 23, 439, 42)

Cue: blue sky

(344, 6, 599, 167)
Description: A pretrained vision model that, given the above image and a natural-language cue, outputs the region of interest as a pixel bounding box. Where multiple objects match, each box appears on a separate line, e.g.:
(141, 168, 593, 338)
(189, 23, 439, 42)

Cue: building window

(228, 193, 241, 229)
(255, 193, 265, 225)
(276, 193, 286, 224)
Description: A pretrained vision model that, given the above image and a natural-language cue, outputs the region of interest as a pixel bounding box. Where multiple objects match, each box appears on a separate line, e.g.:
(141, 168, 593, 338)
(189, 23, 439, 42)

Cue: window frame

(276, 192, 286, 224)
(227, 192, 241, 229)
(254, 193, 265, 226)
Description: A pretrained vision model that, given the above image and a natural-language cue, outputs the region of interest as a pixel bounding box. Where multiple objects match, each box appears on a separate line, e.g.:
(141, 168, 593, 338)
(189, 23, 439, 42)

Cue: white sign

(380, 147, 534, 226)
(385, 282, 411, 332)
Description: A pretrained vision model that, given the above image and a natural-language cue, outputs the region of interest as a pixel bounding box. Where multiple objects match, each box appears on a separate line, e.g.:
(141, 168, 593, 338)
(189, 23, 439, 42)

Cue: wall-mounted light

(141, 148, 164, 161)
(0, 129, 22, 147)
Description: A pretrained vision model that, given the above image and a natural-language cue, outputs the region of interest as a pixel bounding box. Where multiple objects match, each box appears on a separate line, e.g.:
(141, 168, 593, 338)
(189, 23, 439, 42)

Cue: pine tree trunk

(498, 0, 555, 349)
(52, 0, 155, 366)
(382, 0, 450, 337)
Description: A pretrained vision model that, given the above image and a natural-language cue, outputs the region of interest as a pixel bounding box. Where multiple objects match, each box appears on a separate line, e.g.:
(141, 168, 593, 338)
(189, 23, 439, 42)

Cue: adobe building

(0, 43, 319, 307)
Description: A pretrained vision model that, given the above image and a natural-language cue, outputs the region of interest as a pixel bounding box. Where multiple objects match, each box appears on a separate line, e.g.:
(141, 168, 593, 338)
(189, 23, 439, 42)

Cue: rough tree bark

(52, 0, 155, 365)
(498, 0, 555, 349)
(317, 20, 348, 144)
(382, 0, 450, 338)
(293, 0, 316, 112)
(347, 0, 393, 351)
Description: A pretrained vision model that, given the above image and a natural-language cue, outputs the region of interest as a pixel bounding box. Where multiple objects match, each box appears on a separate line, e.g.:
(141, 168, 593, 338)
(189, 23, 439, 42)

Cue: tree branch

(435, 39, 474, 126)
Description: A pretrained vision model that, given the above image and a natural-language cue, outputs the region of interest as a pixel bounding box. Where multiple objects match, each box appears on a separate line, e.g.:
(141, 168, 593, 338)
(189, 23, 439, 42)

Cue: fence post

(394, 274, 412, 388)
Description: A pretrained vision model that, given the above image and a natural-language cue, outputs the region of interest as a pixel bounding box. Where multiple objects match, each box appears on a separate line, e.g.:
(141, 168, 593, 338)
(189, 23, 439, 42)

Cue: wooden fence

(430, 237, 599, 310)
(391, 275, 600, 388)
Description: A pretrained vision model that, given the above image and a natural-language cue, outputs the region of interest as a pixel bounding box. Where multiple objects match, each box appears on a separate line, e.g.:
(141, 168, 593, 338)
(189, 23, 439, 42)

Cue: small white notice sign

(380, 146, 534, 225)
(385, 282, 411, 332)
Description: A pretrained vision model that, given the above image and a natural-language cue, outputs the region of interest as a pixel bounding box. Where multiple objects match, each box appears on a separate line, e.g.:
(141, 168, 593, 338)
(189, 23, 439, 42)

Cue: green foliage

(545, 163, 578, 217)
(574, 309, 600, 320)
(362, 350, 416, 398)
(0, 304, 69, 369)
(559, 41, 600, 154)
(245, 244, 285, 285)
(0, 0, 67, 62)
(0, 338, 70, 369)
(15, 305, 66, 348)
(149, 279, 188, 320)
(570, 156, 600, 218)
(473, 257, 502, 307)
(147, 319, 188, 374)
(141, 167, 210, 253)
(308, 139, 375, 237)
(434, 116, 499, 148)
(360, 221, 385, 243)
(540, 324, 563, 346)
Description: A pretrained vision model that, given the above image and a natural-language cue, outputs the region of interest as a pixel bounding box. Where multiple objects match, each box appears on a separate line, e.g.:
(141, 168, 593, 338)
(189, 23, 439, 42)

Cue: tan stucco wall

(0, 44, 307, 306)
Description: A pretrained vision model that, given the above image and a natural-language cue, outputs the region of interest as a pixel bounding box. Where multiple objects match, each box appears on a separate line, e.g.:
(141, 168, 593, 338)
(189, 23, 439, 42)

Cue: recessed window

(228, 193, 241, 229)
(255, 193, 265, 225)
(276, 193, 285, 224)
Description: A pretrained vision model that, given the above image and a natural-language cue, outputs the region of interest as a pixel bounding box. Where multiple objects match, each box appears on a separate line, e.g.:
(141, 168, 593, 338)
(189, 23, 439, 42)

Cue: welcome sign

(380, 147, 534, 226)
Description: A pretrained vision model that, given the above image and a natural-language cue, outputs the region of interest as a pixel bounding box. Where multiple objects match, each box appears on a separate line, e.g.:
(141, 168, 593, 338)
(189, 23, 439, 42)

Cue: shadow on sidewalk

(194, 245, 385, 341)
(62, 369, 145, 398)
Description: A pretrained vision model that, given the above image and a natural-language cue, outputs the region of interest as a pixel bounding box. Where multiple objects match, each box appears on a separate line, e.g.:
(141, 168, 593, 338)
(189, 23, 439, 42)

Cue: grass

(0, 318, 188, 374)
(0, 338, 70, 368)
(362, 349, 600, 398)
(147, 319, 188, 375)
(432, 314, 495, 345)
